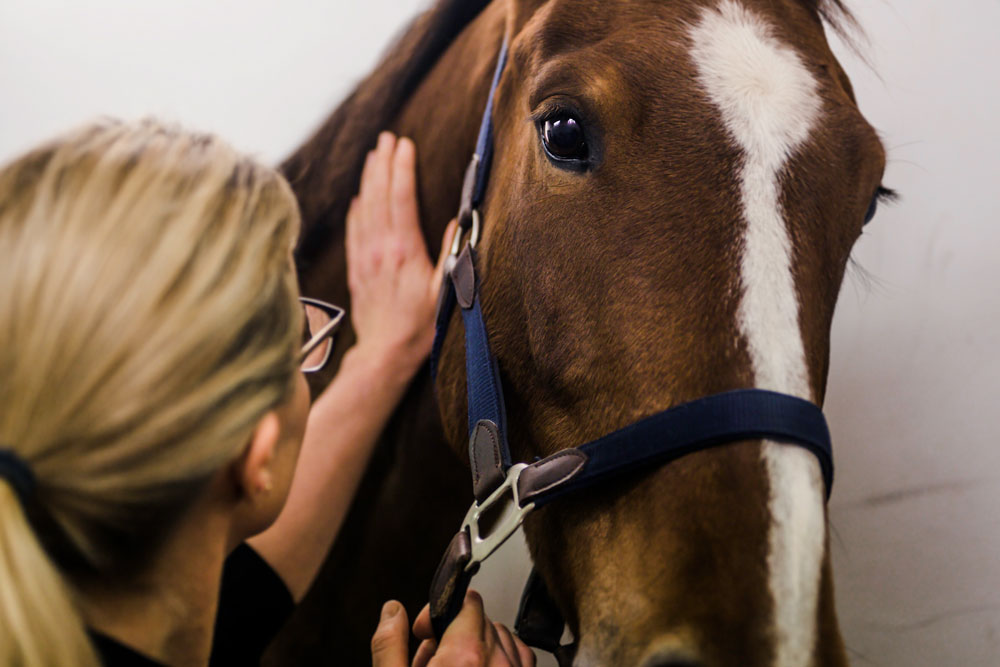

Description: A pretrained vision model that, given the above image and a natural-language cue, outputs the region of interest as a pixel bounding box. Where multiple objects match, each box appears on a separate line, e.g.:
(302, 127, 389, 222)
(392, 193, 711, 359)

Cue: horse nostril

(642, 657, 704, 667)
(639, 637, 704, 667)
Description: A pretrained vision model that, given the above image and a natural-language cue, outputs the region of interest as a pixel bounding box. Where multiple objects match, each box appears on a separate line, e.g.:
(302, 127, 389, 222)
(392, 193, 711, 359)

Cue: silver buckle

(449, 209, 481, 256)
(460, 463, 536, 573)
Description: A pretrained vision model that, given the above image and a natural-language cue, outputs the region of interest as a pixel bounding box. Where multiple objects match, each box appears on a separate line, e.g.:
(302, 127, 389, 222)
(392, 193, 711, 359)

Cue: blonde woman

(0, 120, 532, 666)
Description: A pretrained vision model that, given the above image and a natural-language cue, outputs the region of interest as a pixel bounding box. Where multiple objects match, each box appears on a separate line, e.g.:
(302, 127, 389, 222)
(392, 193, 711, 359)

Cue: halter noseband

(427, 35, 834, 662)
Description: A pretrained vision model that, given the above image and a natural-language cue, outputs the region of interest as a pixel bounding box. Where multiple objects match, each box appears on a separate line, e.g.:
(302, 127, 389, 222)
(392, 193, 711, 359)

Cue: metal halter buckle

(449, 208, 481, 256)
(460, 463, 536, 573)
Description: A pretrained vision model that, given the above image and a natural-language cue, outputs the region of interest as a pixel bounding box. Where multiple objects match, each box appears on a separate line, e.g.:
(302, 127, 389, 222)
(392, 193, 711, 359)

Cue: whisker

(845, 256, 893, 302)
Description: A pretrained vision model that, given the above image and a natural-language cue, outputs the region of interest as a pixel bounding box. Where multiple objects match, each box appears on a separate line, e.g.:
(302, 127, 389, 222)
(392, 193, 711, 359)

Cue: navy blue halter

(428, 36, 834, 651)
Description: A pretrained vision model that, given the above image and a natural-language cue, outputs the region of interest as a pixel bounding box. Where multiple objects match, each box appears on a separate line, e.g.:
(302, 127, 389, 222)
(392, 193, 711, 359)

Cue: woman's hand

(346, 131, 457, 384)
(371, 592, 536, 667)
(248, 134, 457, 601)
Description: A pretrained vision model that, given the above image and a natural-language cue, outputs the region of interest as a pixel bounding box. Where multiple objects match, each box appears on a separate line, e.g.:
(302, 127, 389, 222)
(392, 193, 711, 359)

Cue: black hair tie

(0, 448, 36, 507)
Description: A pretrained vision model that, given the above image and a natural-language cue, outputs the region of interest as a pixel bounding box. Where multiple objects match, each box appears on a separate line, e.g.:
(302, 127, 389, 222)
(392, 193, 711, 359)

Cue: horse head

(429, 1, 886, 664)
(275, 0, 886, 663)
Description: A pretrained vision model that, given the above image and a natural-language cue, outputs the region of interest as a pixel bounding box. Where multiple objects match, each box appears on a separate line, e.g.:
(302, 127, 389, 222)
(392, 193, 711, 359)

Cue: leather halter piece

(427, 36, 835, 660)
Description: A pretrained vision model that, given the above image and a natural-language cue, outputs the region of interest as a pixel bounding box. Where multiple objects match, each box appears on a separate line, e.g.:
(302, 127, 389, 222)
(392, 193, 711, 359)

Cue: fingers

(346, 131, 455, 374)
(345, 196, 361, 288)
(441, 589, 488, 644)
(419, 592, 530, 667)
(362, 132, 395, 243)
(356, 151, 376, 252)
(371, 601, 410, 667)
(413, 603, 434, 641)
(432, 218, 460, 289)
(513, 634, 536, 667)
(390, 136, 423, 243)
(412, 638, 438, 667)
(355, 133, 451, 276)
(493, 622, 523, 667)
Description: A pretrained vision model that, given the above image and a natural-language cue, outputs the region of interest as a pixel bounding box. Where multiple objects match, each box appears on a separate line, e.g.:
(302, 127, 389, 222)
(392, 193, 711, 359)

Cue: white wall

(825, 2, 1000, 664)
(2, 1, 996, 665)
(0, 0, 427, 162)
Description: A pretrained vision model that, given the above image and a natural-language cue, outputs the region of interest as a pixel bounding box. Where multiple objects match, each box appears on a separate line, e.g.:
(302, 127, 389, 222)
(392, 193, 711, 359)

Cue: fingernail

(381, 601, 401, 621)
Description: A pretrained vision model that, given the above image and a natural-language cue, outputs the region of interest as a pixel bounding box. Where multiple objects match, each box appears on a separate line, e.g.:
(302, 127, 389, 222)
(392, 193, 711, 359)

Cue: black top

(91, 544, 294, 666)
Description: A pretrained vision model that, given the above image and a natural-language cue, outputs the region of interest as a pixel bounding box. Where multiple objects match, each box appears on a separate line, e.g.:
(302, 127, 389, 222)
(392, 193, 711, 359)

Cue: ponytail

(0, 484, 99, 666)
(0, 119, 301, 665)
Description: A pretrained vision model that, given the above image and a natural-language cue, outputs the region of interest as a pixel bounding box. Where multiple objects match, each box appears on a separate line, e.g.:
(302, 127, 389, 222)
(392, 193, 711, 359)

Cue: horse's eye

(863, 194, 879, 225)
(541, 114, 587, 162)
(865, 186, 897, 226)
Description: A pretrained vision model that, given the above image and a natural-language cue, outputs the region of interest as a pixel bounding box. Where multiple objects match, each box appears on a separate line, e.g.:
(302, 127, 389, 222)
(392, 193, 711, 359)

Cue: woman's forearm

(248, 345, 418, 601)
(251, 134, 452, 602)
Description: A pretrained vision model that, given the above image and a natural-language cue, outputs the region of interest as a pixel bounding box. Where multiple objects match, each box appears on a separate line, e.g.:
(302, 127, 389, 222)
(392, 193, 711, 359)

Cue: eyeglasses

(299, 297, 346, 374)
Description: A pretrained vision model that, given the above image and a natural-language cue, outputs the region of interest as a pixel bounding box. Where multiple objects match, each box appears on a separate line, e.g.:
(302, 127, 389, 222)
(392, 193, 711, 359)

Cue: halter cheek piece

(428, 36, 834, 663)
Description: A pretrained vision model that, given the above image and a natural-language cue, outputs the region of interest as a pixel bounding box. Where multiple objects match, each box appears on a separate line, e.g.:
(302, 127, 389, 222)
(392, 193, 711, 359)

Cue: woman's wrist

(341, 341, 424, 393)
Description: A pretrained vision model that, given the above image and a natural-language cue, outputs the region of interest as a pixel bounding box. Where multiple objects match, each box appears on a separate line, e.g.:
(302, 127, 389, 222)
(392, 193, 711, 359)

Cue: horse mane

(283, 0, 491, 270)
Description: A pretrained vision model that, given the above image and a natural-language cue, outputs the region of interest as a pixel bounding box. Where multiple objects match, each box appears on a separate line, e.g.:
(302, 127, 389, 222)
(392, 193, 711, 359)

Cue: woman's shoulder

(208, 543, 295, 666)
(89, 631, 166, 667)
(89, 545, 293, 666)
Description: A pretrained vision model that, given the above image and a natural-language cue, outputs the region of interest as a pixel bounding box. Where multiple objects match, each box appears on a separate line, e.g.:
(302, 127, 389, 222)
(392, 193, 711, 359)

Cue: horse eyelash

(876, 185, 899, 204)
(530, 104, 581, 125)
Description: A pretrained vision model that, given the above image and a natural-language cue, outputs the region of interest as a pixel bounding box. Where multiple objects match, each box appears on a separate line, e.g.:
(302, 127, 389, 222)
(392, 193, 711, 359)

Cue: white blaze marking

(689, 2, 825, 666)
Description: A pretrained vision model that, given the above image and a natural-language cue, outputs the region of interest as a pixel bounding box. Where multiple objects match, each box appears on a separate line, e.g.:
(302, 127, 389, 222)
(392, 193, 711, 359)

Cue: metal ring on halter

(460, 463, 535, 573)
(449, 209, 481, 256)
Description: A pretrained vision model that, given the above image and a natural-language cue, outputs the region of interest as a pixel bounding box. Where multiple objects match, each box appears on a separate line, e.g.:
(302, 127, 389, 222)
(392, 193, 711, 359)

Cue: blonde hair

(0, 118, 302, 665)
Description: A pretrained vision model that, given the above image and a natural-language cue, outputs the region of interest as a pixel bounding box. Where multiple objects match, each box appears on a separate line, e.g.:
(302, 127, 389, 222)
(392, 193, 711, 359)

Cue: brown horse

(266, 0, 888, 665)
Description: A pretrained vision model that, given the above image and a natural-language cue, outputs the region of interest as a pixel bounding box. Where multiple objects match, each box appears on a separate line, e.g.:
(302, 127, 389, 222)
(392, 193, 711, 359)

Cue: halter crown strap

(470, 38, 508, 214)
(431, 36, 509, 381)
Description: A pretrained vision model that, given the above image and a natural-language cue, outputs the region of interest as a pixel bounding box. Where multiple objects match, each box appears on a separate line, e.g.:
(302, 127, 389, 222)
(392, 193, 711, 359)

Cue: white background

(2, 1, 997, 664)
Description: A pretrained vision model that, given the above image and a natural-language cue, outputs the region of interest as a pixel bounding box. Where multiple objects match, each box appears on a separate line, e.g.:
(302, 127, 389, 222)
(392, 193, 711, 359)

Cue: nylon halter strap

(427, 36, 835, 658)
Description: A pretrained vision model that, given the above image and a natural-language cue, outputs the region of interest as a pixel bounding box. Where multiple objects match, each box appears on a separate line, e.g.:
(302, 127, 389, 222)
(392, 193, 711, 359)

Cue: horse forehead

(520, 0, 835, 126)
(522, 0, 700, 78)
(526, 0, 828, 57)
(687, 0, 823, 158)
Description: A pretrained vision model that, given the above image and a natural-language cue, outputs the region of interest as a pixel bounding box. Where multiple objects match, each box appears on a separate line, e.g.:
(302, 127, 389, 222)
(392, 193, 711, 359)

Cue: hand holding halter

(428, 464, 534, 639)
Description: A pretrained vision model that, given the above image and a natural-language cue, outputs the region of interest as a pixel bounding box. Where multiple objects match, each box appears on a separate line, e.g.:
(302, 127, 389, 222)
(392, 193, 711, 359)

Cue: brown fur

(267, 0, 884, 664)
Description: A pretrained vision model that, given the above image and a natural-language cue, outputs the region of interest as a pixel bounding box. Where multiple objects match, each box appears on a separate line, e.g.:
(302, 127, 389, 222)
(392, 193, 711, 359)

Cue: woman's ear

(234, 411, 282, 500)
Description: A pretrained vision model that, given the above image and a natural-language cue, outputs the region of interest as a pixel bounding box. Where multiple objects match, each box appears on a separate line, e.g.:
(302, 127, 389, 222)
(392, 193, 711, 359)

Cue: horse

(265, 0, 888, 664)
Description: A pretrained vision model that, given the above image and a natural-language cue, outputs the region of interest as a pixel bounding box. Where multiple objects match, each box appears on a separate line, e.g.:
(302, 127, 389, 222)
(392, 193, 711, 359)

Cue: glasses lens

(301, 303, 333, 372)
